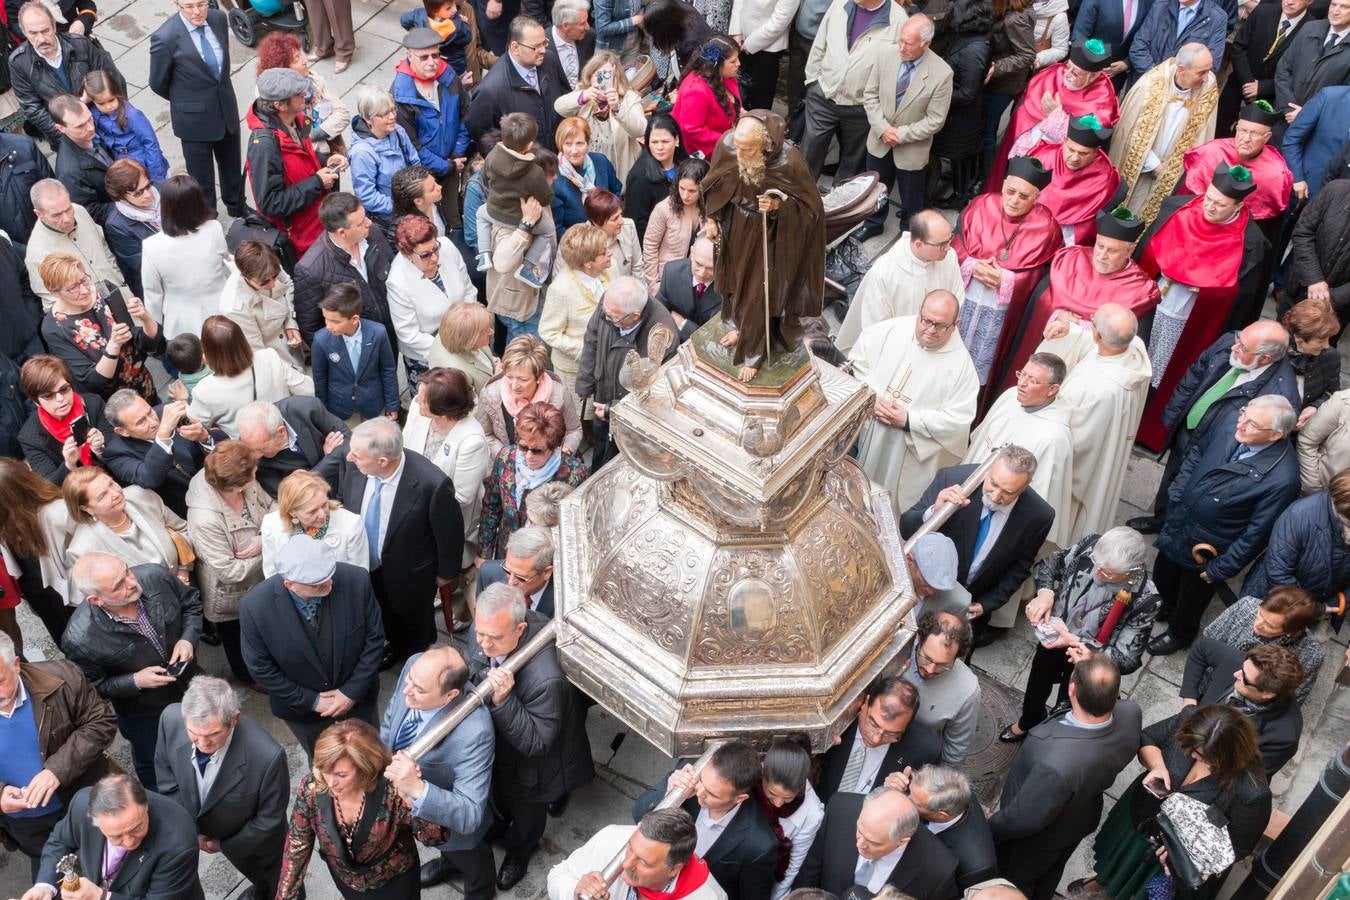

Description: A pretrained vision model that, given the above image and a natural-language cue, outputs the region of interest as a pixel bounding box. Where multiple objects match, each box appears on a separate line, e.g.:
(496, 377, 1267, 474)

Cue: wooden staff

(760, 189, 787, 369)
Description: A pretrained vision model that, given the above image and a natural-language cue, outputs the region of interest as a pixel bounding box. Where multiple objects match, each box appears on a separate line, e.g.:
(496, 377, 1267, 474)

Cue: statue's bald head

(1093, 303, 1138, 353)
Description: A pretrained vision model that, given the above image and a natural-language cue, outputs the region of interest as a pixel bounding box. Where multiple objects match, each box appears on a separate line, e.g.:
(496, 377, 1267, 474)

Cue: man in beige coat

(858, 14, 952, 241)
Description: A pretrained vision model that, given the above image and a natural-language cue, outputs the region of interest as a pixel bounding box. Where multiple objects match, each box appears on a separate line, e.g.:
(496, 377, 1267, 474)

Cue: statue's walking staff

(759, 189, 788, 370)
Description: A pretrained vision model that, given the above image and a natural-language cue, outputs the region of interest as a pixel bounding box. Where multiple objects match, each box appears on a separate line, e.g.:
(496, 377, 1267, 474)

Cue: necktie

(1327, 31, 1342, 50)
(430, 273, 446, 293)
(103, 844, 129, 884)
(347, 336, 362, 373)
(1185, 367, 1242, 430)
(196, 25, 221, 78)
(363, 479, 382, 569)
(489, 657, 502, 668)
(1267, 18, 1291, 56)
(1178, 5, 1195, 35)
(1123, 0, 1136, 31)
(194, 749, 212, 776)
(895, 60, 916, 106)
(695, 282, 707, 299)
(524, 66, 539, 90)
(1229, 443, 1250, 463)
(394, 709, 422, 750)
(839, 737, 867, 792)
(854, 857, 877, 890)
(972, 508, 995, 557)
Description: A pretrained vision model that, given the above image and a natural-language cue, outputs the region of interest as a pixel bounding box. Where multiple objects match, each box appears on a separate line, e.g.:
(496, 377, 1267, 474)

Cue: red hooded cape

(636, 856, 712, 900)
(1031, 141, 1122, 244)
(988, 64, 1120, 187)
(1180, 139, 1293, 221)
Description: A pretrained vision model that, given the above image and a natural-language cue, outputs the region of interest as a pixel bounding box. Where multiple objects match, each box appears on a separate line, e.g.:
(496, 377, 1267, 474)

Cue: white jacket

(386, 236, 478, 365)
(730, 0, 803, 53)
(402, 405, 491, 560)
(141, 221, 230, 340)
(1032, 0, 1070, 67)
(260, 507, 369, 578)
(805, 0, 904, 104)
(218, 263, 301, 362)
(188, 348, 314, 437)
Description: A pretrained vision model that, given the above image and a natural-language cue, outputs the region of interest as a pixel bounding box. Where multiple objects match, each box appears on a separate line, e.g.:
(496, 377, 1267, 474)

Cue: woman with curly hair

(672, 35, 743, 158)
(642, 156, 708, 294)
(254, 32, 350, 157)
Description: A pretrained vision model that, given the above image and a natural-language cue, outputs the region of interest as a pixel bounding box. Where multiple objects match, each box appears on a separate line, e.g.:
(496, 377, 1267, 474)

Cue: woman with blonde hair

(188, 316, 314, 436)
(553, 116, 623, 237)
(260, 470, 369, 577)
(428, 301, 497, 395)
(540, 223, 613, 413)
(475, 335, 582, 457)
(276, 719, 447, 899)
(63, 466, 192, 583)
(185, 441, 275, 686)
(554, 51, 648, 181)
(0, 458, 74, 650)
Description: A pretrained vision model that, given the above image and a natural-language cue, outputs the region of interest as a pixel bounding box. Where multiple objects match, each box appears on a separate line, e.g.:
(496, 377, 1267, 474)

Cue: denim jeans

(498, 302, 545, 345)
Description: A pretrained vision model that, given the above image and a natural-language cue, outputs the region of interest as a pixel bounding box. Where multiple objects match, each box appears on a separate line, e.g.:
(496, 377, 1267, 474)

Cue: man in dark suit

(464, 17, 565, 149)
(1073, 0, 1159, 84)
(1223, 0, 1313, 132)
(907, 765, 997, 891)
(477, 525, 555, 619)
(657, 237, 722, 342)
(27, 775, 203, 900)
(1128, 321, 1299, 534)
(468, 584, 594, 890)
(793, 787, 959, 899)
(61, 555, 203, 792)
(10, 2, 124, 148)
(816, 674, 942, 804)
(239, 535, 385, 756)
(1126, 0, 1229, 84)
(382, 645, 496, 899)
(154, 676, 289, 900)
(148, 0, 245, 215)
(991, 653, 1143, 900)
(634, 741, 779, 900)
(1283, 84, 1350, 199)
(102, 391, 219, 518)
(542, 0, 596, 91)
(1275, 0, 1350, 135)
(48, 94, 112, 225)
(236, 398, 350, 497)
(339, 417, 463, 667)
(1180, 640, 1304, 774)
(901, 446, 1055, 645)
(0, 131, 54, 247)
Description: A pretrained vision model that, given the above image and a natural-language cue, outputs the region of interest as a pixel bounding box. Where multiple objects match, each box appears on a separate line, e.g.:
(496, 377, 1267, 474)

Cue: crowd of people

(0, 0, 1346, 895)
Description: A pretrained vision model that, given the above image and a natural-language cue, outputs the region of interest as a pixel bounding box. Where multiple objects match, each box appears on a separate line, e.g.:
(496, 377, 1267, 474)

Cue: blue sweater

(0, 690, 62, 818)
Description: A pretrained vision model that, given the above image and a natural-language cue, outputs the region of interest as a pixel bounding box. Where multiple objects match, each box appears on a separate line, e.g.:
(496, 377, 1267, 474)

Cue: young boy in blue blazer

(312, 283, 401, 422)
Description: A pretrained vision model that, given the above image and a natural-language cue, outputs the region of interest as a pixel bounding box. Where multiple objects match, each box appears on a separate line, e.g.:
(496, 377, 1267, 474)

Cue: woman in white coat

(554, 52, 649, 181)
(189, 316, 314, 437)
(62, 468, 192, 582)
(728, 0, 802, 109)
(428, 302, 498, 397)
(140, 175, 230, 342)
(218, 240, 304, 364)
(386, 213, 477, 377)
(260, 470, 368, 577)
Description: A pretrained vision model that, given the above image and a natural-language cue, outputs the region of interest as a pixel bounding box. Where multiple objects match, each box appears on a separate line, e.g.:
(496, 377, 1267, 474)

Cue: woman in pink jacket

(671, 36, 743, 158)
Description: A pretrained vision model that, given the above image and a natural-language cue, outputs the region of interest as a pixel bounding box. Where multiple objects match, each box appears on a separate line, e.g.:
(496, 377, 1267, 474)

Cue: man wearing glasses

(815, 675, 941, 804)
(901, 611, 981, 767)
(848, 289, 978, 513)
(465, 16, 564, 150)
(836, 209, 963, 352)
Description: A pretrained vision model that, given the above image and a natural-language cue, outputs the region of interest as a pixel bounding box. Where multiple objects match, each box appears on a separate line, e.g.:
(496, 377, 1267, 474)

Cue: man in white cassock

(835, 210, 964, 352)
(1038, 302, 1152, 539)
(849, 290, 979, 515)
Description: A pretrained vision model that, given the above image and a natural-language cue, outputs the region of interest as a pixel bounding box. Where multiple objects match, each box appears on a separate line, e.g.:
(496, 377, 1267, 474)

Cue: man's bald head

(1092, 303, 1138, 353)
(899, 14, 934, 59)
(915, 290, 959, 349)
(1175, 43, 1214, 89)
(909, 209, 953, 262)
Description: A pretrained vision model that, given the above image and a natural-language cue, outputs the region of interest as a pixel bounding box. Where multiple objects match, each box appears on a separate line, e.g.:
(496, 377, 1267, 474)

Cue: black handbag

(225, 210, 297, 275)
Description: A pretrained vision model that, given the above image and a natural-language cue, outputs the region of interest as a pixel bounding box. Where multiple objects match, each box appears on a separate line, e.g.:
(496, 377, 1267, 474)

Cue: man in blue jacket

(1126, 0, 1228, 84)
(1149, 394, 1302, 655)
(1243, 472, 1350, 608)
(1282, 84, 1350, 199)
(393, 28, 470, 228)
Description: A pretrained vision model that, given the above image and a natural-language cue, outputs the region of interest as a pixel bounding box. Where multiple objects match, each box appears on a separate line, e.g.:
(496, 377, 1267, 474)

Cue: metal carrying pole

(901, 445, 1005, 555)
(404, 620, 559, 761)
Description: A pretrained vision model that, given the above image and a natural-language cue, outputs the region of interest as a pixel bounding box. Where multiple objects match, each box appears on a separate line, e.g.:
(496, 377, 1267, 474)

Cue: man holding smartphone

(103, 390, 219, 517)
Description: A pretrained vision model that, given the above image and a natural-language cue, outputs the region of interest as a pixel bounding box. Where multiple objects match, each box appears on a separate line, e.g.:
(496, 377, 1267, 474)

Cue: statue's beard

(738, 153, 766, 188)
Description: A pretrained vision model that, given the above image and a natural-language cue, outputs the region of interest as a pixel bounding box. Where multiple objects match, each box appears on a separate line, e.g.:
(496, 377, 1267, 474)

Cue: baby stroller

(208, 0, 310, 50)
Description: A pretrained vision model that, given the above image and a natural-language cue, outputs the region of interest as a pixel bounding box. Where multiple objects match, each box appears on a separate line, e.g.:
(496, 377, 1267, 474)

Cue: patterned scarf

(752, 783, 806, 881)
(559, 152, 598, 194)
(514, 448, 562, 506)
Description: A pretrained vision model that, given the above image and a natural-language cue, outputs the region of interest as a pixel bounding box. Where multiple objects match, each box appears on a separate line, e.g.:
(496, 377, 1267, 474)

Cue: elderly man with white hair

(24, 178, 125, 311)
(1000, 526, 1161, 743)
(339, 416, 462, 668)
(154, 675, 290, 899)
(235, 397, 350, 497)
(1149, 394, 1302, 656)
(575, 275, 679, 468)
(907, 765, 997, 890)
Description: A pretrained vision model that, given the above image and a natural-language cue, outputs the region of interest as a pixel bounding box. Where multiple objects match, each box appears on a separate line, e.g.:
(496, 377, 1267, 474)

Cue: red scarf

(1144, 198, 1249, 289)
(37, 392, 93, 466)
(753, 783, 806, 881)
(1031, 142, 1121, 227)
(636, 855, 712, 900)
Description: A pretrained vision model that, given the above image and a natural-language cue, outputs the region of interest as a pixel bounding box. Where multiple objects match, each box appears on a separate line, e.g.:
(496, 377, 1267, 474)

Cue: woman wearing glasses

(38, 252, 162, 402)
(999, 526, 1161, 744)
(386, 214, 477, 383)
(101, 158, 161, 297)
(17, 355, 110, 486)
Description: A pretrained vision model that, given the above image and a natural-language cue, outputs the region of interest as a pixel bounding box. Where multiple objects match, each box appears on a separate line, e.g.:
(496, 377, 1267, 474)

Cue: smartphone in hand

(70, 415, 90, 446)
(166, 659, 190, 678)
(1142, 777, 1171, 800)
(100, 282, 135, 329)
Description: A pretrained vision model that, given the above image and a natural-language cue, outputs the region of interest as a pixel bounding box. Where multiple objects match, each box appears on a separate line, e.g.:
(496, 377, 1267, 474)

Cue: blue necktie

(1177, 5, 1195, 35)
(972, 508, 995, 557)
(347, 336, 362, 374)
(393, 709, 421, 750)
(196, 26, 221, 78)
(194, 749, 212, 776)
(364, 480, 382, 569)
(895, 60, 916, 106)
(1229, 444, 1248, 463)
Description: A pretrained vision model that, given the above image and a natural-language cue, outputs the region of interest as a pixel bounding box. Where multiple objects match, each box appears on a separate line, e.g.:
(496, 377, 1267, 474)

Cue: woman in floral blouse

(277, 720, 447, 899)
(37, 252, 162, 401)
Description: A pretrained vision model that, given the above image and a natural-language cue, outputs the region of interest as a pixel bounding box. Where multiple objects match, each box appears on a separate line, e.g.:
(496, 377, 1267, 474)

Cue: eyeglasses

(605, 312, 639, 327)
(1234, 126, 1270, 140)
(39, 383, 74, 401)
(1014, 370, 1045, 386)
(57, 275, 91, 295)
(915, 645, 955, 674)
(129, 182, 153, 198)
(518, 444, 551, 456)
(503, 565, 540, 583)
(1237, 406, 1276, 432)
(864, 711, 906, 740)
(516, 40, 547, 51)
(414, 245, 441, 261)
(919, 236, 953, 250)
(1237, 666, 1256, 688)
(177, 0, 209, 9)
(918, 315, 954, 333)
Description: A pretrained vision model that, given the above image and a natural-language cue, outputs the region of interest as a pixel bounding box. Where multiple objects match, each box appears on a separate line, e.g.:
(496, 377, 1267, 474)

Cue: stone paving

(0, 4, 1346, 897)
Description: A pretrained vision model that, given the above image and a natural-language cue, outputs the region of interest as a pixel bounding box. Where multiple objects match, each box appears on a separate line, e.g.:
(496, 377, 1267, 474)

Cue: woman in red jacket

(672, 35, 743, 159)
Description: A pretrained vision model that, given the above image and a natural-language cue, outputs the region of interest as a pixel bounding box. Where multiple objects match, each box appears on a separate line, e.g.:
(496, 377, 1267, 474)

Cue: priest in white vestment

(547, 812, 728, 900)
(850, 290, 979, 514)
(1038, 303, 1153, 539)
(835, 210, 964, 352)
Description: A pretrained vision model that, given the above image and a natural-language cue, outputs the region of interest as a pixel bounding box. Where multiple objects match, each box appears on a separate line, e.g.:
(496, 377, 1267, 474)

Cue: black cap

(1068, 37, 1112, 71)
(1007, 156, 1053, 191)
(1239, 99, 1281, 128)
(1212, 163, 1257, 200)
(1066, 113, 1114, 149)
(1095, 206, 1146, 241)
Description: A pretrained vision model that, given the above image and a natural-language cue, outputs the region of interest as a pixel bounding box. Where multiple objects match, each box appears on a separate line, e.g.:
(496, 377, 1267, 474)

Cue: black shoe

(1126, 515, 1162, 535)
(200, 620, 221, 646)
(379, 648, 401, 671)
(973, 624, 1009, 649)
(998, 723, 1027, 743)
(855, 221, 884, 242)
(497, 854, 530, 891)
(421, 856, 460, 887)
(1147, 632, 1189, 656)
(548, 793, 570, 817)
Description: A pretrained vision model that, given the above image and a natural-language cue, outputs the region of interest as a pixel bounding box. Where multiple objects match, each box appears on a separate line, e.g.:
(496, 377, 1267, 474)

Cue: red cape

(1135, 198, 1251, 449)
(988, 64, 1120, 187)
(636, 856, 711, 900)
(993, 244, 1161, 393)
(954, 193, 1064, 403)
(1031, 141, 1122, 243)
(1180, 139, 1293, 221)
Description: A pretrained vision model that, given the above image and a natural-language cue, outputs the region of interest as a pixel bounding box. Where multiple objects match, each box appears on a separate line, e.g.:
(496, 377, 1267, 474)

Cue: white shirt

(552, 25, 580, 86)
(180, 13, 224, 70)
(360, 453, 406, 555)
(529, 582, 549, 609)
(843, 726, 891, 792)
(348, 238, 370, 281)
(0, 679, 28, 718)
(191, 727, 236, 803)
(926, 812, 963, 835)
(694, 802, 741, 857)
(854, 842, 908, 893)
(923, 498, 1016, 579)
(1233, 360, 1272, 389)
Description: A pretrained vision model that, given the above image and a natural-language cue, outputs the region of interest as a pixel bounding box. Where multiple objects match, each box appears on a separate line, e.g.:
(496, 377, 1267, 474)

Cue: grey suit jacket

(380, 653, 496, 850)
(153, 705, 289, 882)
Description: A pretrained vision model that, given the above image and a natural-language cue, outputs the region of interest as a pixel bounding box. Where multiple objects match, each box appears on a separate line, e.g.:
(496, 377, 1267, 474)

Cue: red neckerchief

(635, 855, 711, 900)
(753, 783, 806, 881)
(1145, 197, 1249, 289)
(37, 391, 93, 466)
